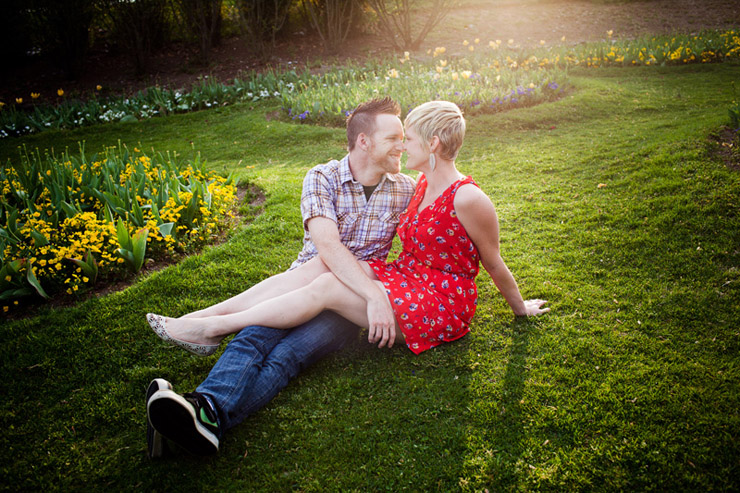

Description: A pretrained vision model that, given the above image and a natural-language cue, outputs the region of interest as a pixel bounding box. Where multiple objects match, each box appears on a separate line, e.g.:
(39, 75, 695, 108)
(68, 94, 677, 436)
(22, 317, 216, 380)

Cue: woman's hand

(517, 299, 550, 317)
(366, 290, 397, 348)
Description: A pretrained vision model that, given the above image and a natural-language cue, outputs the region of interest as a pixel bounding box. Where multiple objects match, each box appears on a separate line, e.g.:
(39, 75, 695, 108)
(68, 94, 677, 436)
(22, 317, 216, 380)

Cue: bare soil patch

(710, 127, 740, 171)
(2, 0, 738, 103)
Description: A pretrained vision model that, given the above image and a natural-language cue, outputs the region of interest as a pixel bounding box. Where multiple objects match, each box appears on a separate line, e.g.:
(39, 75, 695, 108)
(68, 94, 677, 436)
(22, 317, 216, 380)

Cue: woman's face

(403, 126, 429, 171)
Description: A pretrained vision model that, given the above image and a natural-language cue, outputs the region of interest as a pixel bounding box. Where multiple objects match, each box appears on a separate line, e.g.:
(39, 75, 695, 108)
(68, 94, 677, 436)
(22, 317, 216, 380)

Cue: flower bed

(3, 30, 737, 139)
(1, 145, 236, 311)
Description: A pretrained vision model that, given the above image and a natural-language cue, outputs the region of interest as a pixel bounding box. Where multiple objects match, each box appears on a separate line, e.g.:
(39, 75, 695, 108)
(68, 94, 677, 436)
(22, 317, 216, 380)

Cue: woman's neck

(419, 161, 463, 208)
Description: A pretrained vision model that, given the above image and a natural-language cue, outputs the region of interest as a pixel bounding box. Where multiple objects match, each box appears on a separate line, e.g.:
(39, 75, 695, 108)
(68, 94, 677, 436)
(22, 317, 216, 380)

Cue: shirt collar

(341, 154, 399, 187)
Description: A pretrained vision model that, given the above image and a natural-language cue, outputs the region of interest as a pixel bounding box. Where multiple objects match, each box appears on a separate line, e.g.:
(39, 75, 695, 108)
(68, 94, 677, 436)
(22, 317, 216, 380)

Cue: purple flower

(548, 82, 560, 90)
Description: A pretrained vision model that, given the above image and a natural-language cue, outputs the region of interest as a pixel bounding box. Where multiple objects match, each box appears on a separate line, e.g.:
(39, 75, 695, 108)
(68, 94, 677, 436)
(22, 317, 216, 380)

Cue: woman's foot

(164, 316, 222, 346)
(146, 314, 220, 356)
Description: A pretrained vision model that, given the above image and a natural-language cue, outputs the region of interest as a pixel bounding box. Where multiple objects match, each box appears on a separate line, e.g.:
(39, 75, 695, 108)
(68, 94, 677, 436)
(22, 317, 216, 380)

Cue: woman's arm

(454, 184, 549, 317)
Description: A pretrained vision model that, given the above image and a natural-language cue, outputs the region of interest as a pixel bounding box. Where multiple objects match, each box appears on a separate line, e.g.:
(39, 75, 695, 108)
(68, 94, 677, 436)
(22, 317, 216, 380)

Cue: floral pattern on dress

(369, 175, 480, 354)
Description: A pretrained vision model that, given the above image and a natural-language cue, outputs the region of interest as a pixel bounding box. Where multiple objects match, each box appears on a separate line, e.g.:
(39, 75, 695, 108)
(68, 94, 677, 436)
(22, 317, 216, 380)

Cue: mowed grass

(1, 62, 739, 491)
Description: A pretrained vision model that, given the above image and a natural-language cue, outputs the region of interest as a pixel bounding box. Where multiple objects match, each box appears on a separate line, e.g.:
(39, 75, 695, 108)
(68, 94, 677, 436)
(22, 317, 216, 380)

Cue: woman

(148, 101, 548, 355)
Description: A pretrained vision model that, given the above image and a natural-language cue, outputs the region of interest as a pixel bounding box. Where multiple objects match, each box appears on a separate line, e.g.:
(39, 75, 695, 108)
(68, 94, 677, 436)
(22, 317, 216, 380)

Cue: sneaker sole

(146, 379, 172, 459)
(147, 389, 219, 455)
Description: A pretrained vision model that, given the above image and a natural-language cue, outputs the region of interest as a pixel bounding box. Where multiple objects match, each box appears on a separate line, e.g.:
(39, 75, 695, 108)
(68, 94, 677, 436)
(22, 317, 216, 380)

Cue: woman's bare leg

(181, 257, 330, 319)
(158, 268, 403, 347)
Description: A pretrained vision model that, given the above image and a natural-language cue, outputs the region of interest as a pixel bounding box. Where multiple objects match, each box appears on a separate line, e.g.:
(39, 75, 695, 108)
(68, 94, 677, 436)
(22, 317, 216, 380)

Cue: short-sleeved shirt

(290, 155, 416, 269)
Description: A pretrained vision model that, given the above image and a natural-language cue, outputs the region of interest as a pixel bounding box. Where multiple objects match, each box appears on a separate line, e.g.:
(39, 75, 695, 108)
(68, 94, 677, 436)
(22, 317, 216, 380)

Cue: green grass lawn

(1, 62, 739, 491)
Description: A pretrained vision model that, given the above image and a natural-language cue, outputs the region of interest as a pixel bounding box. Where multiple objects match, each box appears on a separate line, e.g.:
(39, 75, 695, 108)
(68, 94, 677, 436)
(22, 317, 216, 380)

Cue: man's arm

(307, 216, 397, 348)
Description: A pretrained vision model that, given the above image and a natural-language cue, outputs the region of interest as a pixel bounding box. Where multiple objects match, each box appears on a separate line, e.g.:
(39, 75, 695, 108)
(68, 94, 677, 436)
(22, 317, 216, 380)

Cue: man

(146, 97, 416, 457)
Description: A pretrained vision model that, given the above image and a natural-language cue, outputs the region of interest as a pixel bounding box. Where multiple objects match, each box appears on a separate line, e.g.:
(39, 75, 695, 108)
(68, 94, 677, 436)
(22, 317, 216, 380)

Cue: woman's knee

(299, 256, 330, 276)
(309, 272, 341, 293)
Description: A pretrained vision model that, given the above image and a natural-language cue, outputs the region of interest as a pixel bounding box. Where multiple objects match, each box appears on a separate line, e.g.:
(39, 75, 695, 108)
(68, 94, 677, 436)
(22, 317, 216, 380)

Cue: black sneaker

(146, 379, 173, 459)
(147, 388, 220, 455)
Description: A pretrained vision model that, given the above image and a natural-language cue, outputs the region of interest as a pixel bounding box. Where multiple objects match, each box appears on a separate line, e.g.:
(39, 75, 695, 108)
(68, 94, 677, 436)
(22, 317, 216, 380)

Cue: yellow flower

(540, 40, 546, 46)
(0, 101, 5, 108)
(496, 39, 502, 45)
(607, 30, 613, 38)
(474, 38, 480, 44)
(451, 72, 459, 81)
(508, 39, 514, 45)
(57, 88, 64, 96)
(529, 83, 535, 88)
(463, 40, 469, 46)
(388, 68, 399, 78)
(96, 85, 102, 91)
(3, 306, 7, 313)
(15, 98, 23, 104)
(468, 45, 474, 52)
(561, 36, 566, 42)
(439, 59, 447, 67)
(489, 41, 496, 48)
(31, 92, 40, 99)
(4, 276, 10, 282)
(461, 70, 472, 79)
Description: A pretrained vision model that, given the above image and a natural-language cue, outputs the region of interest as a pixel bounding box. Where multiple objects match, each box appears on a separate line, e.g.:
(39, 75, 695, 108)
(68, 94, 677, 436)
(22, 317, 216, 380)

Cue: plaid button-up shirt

(290, 155, 416, 269)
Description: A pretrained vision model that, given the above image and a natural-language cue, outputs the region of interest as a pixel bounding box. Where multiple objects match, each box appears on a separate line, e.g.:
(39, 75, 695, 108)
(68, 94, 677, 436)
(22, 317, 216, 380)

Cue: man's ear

(357, 132, 371, 151)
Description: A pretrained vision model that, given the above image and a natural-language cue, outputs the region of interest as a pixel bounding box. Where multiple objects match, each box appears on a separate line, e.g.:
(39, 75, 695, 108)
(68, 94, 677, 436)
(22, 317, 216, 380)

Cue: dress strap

(445, 176, 477, 202)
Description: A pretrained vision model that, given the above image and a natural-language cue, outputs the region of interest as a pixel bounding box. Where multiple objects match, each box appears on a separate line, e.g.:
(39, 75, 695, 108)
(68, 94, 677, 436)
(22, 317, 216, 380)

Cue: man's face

(366, 114, 405, 174)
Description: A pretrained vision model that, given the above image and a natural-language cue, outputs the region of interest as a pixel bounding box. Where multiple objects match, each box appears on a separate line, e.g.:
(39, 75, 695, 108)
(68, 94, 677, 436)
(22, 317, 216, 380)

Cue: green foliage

(67, 248, 99, 283)
(0, 70, 308, 138)
(115, 220, 149, 273)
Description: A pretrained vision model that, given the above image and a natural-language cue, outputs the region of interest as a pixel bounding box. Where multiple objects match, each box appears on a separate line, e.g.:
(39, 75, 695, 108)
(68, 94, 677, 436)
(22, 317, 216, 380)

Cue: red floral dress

(368, 175, 480, 354)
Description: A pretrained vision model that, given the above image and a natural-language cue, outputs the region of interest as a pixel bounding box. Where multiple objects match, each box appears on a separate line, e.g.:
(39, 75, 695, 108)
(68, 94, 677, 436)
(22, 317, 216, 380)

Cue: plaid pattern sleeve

(300, 163, 340, 228)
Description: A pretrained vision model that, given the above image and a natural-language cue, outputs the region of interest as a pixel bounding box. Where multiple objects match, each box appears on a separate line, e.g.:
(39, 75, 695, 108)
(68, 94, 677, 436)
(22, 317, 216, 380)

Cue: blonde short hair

(404, 101, 465, 160)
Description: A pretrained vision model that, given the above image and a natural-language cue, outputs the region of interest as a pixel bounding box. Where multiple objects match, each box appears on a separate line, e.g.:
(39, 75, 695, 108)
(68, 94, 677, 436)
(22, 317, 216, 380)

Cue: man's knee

(227, 325, 285, 354)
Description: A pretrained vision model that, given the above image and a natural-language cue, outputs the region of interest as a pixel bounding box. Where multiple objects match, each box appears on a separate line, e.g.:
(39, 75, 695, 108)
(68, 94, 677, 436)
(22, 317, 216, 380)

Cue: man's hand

(366, 289, 397, 348)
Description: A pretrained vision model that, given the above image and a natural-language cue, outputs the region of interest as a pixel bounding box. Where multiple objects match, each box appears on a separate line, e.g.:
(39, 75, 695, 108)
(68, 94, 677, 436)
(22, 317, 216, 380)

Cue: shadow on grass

(464, 317, 539, 488)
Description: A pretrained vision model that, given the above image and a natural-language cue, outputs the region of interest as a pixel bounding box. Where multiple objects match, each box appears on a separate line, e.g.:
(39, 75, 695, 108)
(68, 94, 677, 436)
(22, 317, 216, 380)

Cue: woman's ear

(429, 135, 440, 153)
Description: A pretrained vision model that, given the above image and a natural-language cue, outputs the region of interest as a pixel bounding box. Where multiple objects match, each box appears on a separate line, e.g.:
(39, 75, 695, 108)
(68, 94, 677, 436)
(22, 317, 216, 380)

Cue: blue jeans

(196, 311, 359, 433)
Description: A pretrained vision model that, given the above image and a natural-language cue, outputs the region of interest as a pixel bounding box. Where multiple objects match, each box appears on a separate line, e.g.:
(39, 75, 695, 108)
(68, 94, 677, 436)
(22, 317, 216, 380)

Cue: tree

(237, 0, 294, 58)
(302, 0, 357, 54)
(175, 0, 223, 65)
(105, 0, 170, 75)
(29, 0, 103, 79)
(366, 0, 456, 51)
